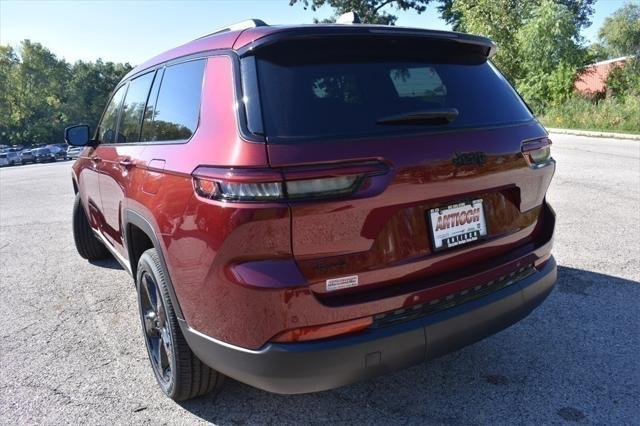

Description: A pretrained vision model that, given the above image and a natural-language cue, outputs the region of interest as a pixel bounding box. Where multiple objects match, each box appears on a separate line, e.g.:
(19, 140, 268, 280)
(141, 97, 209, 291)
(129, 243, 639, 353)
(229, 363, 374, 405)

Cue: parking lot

(0, 134, 638, 425)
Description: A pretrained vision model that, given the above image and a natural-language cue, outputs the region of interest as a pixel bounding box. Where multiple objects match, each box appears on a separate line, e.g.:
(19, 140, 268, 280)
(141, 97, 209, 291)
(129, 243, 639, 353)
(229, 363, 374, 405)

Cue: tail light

(522, 137, 553, 168)
(193, 161, 389, 202)
(271, 316, 373, 343)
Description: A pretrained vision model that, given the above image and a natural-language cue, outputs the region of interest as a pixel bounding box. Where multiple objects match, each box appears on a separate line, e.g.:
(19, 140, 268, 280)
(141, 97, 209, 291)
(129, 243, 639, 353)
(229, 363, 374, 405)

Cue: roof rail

(195, 19, 268, 40)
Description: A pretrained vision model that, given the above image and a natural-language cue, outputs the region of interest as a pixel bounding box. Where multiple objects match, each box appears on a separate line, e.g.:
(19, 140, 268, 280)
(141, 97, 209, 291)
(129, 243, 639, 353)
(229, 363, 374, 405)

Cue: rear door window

(119, 71, 155, 143)
(141, 60, 205, 142)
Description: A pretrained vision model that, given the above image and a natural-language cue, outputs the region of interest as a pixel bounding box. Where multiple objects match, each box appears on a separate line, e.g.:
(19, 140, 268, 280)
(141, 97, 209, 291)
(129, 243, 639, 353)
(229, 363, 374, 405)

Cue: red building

(574, 56, 634, 94)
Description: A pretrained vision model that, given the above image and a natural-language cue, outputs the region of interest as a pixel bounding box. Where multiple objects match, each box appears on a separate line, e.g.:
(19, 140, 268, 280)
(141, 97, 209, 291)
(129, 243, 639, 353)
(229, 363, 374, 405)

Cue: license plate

(428, 199, 487, 251)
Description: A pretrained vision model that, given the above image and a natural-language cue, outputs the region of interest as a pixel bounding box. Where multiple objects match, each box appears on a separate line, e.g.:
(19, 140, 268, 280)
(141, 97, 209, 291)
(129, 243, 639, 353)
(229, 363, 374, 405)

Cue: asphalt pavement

(1, 134, 638, 425)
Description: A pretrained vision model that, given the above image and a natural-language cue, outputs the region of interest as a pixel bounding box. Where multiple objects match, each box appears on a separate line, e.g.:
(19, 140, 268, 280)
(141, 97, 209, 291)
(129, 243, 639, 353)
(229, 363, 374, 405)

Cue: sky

(0, 0, 635, 65)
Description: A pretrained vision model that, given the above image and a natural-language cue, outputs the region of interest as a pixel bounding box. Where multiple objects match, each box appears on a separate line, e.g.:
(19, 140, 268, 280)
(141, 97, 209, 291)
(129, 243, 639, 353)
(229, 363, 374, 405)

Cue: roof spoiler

(237, 27, 497, 60)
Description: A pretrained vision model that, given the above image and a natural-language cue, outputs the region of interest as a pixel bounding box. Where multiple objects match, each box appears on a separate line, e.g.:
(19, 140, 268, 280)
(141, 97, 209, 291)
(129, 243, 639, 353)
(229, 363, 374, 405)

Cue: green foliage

(443, 0, 595, 32)
(0, 40, 132, 146)
(451, 0, 529, 81)
(606, 58, 640, 98)
(515, 0, 587, 111)
(587, 41, 610, 62)
(597, 2, 640, 58)
(540, 94, 640, 133)
(449, 0, 588, 113)
(289, 0, 431, 24)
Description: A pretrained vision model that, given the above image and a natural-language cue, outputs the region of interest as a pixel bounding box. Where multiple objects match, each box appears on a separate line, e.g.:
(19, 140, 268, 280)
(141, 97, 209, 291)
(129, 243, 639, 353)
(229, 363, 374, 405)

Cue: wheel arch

(123, 209, 185, 320)
(71, 170, 79, 194)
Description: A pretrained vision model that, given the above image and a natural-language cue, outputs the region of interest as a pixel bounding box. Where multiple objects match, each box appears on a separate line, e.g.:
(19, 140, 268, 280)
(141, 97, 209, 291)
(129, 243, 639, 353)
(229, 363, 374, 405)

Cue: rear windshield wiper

(376, 108, 459, 126)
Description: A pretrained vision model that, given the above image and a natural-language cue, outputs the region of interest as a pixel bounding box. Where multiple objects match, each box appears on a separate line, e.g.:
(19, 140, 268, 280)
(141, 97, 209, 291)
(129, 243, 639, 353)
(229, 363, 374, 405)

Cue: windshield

(251, 44, 533, 142)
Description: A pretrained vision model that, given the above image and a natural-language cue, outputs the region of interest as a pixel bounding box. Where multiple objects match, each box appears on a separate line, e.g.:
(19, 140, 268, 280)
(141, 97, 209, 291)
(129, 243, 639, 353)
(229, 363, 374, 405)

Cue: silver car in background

(5, 151, 21, 165)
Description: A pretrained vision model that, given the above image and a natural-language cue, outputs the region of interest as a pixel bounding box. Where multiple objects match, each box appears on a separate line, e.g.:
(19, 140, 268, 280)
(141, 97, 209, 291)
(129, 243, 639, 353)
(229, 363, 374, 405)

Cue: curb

(546, 127, 640, 141)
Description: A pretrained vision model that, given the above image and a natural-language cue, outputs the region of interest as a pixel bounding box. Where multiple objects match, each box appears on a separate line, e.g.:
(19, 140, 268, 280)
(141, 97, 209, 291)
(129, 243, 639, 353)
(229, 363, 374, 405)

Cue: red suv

(66, 19, 556, 401)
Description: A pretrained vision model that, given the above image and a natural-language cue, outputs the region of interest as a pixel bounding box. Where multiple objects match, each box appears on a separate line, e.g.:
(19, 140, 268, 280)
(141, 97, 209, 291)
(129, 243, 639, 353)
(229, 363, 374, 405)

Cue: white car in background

(0, 153, 9, 167)
(66, 146, 84, 159)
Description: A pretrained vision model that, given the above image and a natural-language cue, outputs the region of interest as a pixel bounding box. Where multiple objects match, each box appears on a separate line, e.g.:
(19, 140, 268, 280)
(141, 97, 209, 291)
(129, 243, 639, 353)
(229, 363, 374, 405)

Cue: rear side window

(98, 85, 126, 144)
(251, 40, 533, 142)
(119, 71, 155, 143)
(141, 60, 205, 142)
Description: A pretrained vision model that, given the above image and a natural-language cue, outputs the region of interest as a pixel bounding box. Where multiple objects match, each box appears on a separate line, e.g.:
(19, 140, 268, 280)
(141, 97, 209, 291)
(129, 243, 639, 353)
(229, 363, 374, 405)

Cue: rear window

(141, 59, 205, 142)
(251, 41, 532, 142)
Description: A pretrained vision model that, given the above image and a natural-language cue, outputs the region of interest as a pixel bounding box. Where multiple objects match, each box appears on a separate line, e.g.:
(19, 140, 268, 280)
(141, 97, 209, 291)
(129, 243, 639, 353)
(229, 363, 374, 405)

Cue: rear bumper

(180, 256, 556, 394)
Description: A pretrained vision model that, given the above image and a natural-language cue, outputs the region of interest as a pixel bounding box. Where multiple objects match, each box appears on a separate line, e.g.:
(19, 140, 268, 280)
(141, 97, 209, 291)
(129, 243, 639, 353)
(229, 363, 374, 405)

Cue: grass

(539, 95, 640, 134)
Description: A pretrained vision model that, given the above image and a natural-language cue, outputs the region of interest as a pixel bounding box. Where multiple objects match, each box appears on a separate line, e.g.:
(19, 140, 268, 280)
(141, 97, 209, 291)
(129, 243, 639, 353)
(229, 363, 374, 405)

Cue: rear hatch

(239, 29, 555, 300)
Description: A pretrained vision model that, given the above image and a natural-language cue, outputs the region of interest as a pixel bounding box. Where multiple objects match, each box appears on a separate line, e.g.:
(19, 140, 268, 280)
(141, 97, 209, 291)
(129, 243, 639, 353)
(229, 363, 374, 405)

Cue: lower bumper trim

(180, 257, 557, 394)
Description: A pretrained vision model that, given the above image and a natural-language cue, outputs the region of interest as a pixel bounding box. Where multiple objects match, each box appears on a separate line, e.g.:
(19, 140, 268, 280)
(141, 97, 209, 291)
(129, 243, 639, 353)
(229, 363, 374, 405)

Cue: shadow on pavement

(89, 257, 123, 270)
(178, 265, 639, 424)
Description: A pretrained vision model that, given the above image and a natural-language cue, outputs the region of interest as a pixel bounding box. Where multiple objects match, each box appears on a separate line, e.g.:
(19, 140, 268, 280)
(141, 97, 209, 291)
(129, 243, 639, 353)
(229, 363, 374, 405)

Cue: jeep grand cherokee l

(65, 18, 556, 401)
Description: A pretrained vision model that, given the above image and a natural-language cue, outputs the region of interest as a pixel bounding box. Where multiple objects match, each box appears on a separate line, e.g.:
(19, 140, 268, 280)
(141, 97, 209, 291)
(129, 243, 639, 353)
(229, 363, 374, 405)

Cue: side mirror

(65, 125, 91, 146)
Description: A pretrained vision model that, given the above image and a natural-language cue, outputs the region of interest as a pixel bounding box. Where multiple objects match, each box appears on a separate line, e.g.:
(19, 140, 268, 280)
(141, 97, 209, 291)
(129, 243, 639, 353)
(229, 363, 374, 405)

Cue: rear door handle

(91, 156, 102, 164)
(118, 159, 135, 168)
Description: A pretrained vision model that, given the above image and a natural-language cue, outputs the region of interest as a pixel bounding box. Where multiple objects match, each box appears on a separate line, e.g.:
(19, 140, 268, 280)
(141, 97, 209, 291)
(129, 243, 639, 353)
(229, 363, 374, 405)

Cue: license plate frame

(427, 199, 488, 252)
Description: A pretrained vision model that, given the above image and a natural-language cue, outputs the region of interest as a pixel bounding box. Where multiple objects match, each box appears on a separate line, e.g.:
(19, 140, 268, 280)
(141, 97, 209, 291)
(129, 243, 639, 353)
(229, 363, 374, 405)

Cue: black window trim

(98, 57, 209, 147)
(94, 48, 267, 146)
(139, 68, 163, 143)
(116, 69, 159, 145)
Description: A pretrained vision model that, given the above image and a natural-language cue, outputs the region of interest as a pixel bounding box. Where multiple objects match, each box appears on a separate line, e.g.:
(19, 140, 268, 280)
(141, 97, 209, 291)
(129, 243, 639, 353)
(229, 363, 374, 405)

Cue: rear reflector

(271, 316, 373, 343)
(193, 161, 389, 202)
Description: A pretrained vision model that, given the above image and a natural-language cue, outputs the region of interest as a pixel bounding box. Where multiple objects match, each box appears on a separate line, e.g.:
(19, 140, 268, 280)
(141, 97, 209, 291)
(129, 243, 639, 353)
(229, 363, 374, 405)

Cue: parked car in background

(0, 153, 9, 167)
(5, 151, 21, 165)
(19, 149, 35, 164)
(66, 17, 556, 401)
(66, 146, 84, 159)
(32, 147, 57, 163)
(47, 144, 69, 160)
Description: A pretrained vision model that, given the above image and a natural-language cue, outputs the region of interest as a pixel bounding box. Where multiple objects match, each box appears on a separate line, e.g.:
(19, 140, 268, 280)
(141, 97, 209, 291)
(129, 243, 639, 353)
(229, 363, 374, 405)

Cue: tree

(289, 0, 431, 25)
(448, 0, 592, 85)
(597, 2, 640, 58)
(606, 58, 640, 97)
(0, 40, 132, 146)
(516, 0, 587, 111)
(587, 41, 610, 62)
(9, 40, 71, 145)
(449, 0, 529, 82)
(0, 46, 19, 144)
(441, 0, 595, 32)
(65, 60, 132, 130)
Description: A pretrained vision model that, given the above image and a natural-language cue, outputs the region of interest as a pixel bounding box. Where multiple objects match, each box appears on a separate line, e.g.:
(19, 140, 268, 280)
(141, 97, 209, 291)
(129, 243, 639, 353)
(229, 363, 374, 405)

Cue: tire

(72, 193, 110, 260)
(136, 248, 224, 401)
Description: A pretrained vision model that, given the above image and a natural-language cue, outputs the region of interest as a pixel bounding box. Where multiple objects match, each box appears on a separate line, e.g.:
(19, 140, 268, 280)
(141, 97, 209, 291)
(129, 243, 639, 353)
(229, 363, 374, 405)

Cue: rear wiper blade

(376, 108, 459, 126)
